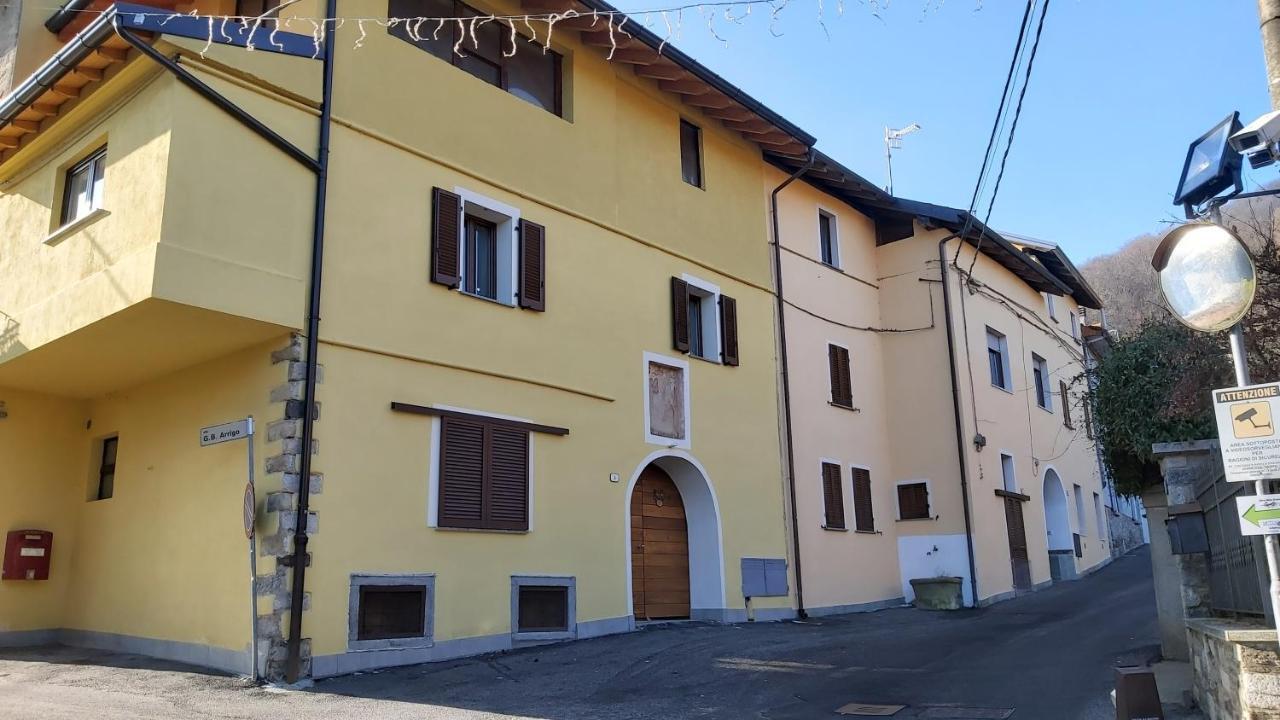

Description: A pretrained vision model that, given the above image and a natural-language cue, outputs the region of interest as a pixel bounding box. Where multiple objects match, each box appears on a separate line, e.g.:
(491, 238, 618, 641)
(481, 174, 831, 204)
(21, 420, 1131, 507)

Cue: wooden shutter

(438, 416, 484, 528)
(719, 294, 739, 366)
(852, 467, 874, 532)
(821, 462, 845, 529)
(828, 344, 852, 407)
(671, 277, 690, 353)
(518, 219, 546, 311)
(431, 187, 462, 287)
(488, 425, 530, 530)
(1060, 381, 1072, 428)
(898, 483, 930, 520)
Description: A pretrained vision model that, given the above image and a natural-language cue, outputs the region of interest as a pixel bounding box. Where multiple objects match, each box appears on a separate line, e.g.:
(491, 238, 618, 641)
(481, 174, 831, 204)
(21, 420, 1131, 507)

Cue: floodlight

(1151, 222, 1257, 332)
(1173, 113, 1244, 212)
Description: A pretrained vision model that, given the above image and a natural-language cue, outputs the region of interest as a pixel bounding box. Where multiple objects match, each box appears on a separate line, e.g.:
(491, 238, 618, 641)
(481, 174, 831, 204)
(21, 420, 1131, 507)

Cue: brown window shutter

(438, 416, 484, 528)
(431, 187, 462, 287)
(671, 277, 690, 353)
(486, 425, 529, 530)
(719, 294, 739, 366)
(828, 344, 852, 407)
(518, 219, 546, 311)
(852, 467, 874, 532)
(1060, 381, 1072, 428)
(898, 483, 930, 520)
(821, 462, 845, 529)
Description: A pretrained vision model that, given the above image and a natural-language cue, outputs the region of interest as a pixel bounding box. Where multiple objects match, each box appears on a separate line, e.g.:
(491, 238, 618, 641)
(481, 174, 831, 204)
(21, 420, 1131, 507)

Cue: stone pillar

(1149, 440, 1220, 661)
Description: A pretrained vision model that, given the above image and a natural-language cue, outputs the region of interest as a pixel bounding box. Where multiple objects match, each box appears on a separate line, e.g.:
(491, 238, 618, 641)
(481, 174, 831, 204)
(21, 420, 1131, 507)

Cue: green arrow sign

(1244, 504, 1280, 527)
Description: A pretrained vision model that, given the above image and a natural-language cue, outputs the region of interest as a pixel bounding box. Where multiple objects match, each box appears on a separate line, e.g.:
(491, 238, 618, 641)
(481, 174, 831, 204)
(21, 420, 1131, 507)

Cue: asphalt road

(0, 547, 1159, 719)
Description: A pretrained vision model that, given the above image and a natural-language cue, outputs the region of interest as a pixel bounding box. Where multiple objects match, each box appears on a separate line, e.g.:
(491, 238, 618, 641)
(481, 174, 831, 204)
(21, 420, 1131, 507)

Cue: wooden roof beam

(682, 92, 732, 109)
(702, 105, 754, 122)
(577, 29, 637, 47)
(633, 63, 686, 81)
(658, 78, 706, 95)
(74, 67, 104, 82)
(96, 47, 129, 62)
(12, 120, 40, 133)
(608, 48, 658, 64)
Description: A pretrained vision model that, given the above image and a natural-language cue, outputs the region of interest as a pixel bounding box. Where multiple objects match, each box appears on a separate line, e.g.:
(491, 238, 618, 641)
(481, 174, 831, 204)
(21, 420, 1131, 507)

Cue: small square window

(517, 586, 568, 632)
(96, 436, 117, 501)
(818, 211, 839, 267)
(60, 146, 106, 227)
(680, 120, 703, 188)
(897, 482, 930, 520)
(358, 586, 426, 640)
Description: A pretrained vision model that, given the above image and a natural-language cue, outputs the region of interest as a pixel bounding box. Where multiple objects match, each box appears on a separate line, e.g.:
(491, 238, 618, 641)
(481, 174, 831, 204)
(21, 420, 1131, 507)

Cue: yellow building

(768, 151, 1112, 612)
(0, 0, 809, 681)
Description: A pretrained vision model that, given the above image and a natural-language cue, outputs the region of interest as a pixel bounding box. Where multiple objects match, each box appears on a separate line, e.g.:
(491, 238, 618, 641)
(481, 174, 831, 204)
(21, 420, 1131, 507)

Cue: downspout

(46, 0, 93, 33)
(285, 0, 337, 684)
(770, 150, 815, 619)
(937, 234, 980, 607)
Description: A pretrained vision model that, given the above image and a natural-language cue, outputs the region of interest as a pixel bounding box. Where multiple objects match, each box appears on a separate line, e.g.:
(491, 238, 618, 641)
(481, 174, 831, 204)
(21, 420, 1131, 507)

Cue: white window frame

(1032, 353, 1052, 411)
(999, 452, 1017, 493)
(1044, 293, 1058, 321)
(426, 403, 537, 532)
(60, 145, 107, 229)
(817, 207, 841, 269)
(1093, 492, 1105, 540)
(818, 457, 848, 530)
(894, 479, 933, 521)
(1070, 311, 1080, 341)
(986, 327, 1012, 392)
(642, 351, 692, 449)
(1073, 483, 1087, 535)
(453, 186, 521, 307)
(681, 273, 722, 364)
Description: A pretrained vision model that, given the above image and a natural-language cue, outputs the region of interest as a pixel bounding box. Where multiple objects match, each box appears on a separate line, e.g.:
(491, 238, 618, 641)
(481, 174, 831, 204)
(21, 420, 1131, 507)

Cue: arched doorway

(1042, 468, 1075, 581)
(625, 451, 726, 622)
(631, 465, 690, 619)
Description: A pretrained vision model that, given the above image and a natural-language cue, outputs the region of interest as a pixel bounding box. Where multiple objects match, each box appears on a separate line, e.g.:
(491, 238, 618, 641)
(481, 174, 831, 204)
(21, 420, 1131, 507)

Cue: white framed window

(454, 187, 520, 306)
(1093, 492, 1104, 540)
(60, 145, 107, 227)
(681, 274, 722, 363)
(1073, 483, 1087, 534)
(1044, 293, 1058, 321)
(1070, 311, 1080, 341)
(1000, 452, 1017, 493)
(986, 327, 1012, 392)
(818, 209, 840, 268)
(1032, 353, 1052, 410)
(643, 351, 691, 449)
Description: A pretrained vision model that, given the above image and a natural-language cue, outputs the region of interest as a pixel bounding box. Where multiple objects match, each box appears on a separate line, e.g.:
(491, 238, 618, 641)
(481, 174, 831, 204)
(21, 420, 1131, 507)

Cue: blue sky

(649, 0, 1272, 262)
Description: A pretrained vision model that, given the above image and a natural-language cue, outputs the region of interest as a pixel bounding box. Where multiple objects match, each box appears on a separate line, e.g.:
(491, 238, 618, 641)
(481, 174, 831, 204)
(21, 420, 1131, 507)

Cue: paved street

(0, 548, 1159, 719)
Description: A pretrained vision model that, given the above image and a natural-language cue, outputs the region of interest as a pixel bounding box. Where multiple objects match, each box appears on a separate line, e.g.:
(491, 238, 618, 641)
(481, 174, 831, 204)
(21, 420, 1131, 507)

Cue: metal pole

(247, 416, 259, 684)
(1260, 0, 1280, 109)
(884, 127, 894, 195)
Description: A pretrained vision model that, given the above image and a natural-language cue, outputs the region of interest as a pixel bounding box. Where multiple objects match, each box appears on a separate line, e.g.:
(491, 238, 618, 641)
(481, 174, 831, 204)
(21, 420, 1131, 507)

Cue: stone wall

(1188, 618, 1280, 720)
(1108, 508, 1145, 557)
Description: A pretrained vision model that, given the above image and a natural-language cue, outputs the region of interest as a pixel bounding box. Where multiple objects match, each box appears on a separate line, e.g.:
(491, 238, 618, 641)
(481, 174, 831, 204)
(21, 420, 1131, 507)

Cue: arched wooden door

(631, 465, 691, 620)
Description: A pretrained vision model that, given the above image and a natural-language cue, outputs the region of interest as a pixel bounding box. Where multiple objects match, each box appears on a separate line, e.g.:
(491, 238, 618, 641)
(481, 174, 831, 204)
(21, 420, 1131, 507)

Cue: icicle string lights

(49, 0, 889, 60)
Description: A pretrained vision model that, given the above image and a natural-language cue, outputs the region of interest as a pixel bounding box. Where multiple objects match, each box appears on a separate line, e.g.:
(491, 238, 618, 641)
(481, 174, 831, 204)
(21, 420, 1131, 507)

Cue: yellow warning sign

(1232, 401, 1275, 439)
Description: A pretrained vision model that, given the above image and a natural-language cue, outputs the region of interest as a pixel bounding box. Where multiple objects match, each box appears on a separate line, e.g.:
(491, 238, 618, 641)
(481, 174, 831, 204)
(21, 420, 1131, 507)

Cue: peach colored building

(768, 151, 1113, 612)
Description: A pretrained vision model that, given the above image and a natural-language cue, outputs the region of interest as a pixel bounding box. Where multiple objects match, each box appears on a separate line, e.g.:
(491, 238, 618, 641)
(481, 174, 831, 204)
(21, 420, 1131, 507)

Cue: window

(511, 576, 575, 640)
(1000, 453, 1017, 493)
(897, 482, 930, 520)
(986, 328, 1011, 391)
(430, 187, 546, 310)
(852, 467, 874, 532)
(1094, 492, 1104, 539)
(680, 119, 703, 187)
(1073, 483, 1086, 535)
(1084, 393, 1095, 439)
(828, 343, 853, 408)
(1044, 293, 1058, 321)
(358, 585, 426, 640)
(821, 462, 845, 529)
(1070, 311, 1080, 341)
(463, 215, 498, 300)
(348, 574, 434, 650)
(60, 146, 106, 227)
(1032, 354, 1051, 410)
(389, 0, 563, 115)
(670, 276, 737, 365)
(438, 415, 529, 531)
(818, 211, 839, 267)
(94, 436, 117, 501)
(1060, 380, 1073, 428)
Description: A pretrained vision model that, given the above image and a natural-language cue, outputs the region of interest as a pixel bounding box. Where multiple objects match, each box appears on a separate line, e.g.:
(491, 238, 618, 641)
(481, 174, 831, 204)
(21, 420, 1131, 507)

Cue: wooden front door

(1003, 495, 1033, 591)
(631, 466, 691, 620)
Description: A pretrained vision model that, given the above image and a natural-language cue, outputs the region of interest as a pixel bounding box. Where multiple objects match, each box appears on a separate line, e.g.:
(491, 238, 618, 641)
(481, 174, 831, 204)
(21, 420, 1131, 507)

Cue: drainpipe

(937, 234, 980, 608)
(770, 150, 815, 619)
(285, 0, 337, 684)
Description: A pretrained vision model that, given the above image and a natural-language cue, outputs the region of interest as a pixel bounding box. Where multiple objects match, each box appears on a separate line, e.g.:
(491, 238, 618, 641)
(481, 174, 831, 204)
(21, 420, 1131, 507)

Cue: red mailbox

(3, 530, 52, 581)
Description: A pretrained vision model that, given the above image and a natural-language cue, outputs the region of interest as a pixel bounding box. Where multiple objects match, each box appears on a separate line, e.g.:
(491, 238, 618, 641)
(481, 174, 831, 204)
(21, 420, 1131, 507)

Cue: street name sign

(200, 419, 251, 446)
(1213, 382, 1280, 482)
(1238, 494, 1280, 536)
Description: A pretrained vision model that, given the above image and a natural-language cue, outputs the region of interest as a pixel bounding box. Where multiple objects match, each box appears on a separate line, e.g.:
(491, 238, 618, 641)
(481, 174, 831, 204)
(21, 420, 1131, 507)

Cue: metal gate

(1196, 467, 1271, 617)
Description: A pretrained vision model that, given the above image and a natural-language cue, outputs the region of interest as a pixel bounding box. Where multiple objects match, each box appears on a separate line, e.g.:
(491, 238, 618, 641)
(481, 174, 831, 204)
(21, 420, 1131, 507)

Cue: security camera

(1229, 110, 1280, 155)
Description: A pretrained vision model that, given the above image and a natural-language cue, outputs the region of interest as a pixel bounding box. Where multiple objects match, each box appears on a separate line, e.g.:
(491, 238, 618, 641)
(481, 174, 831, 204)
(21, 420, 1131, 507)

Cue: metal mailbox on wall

(1167, 503, 1210, 555)
(2, 529, 53, 580)
(741, 557, 788, 598)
